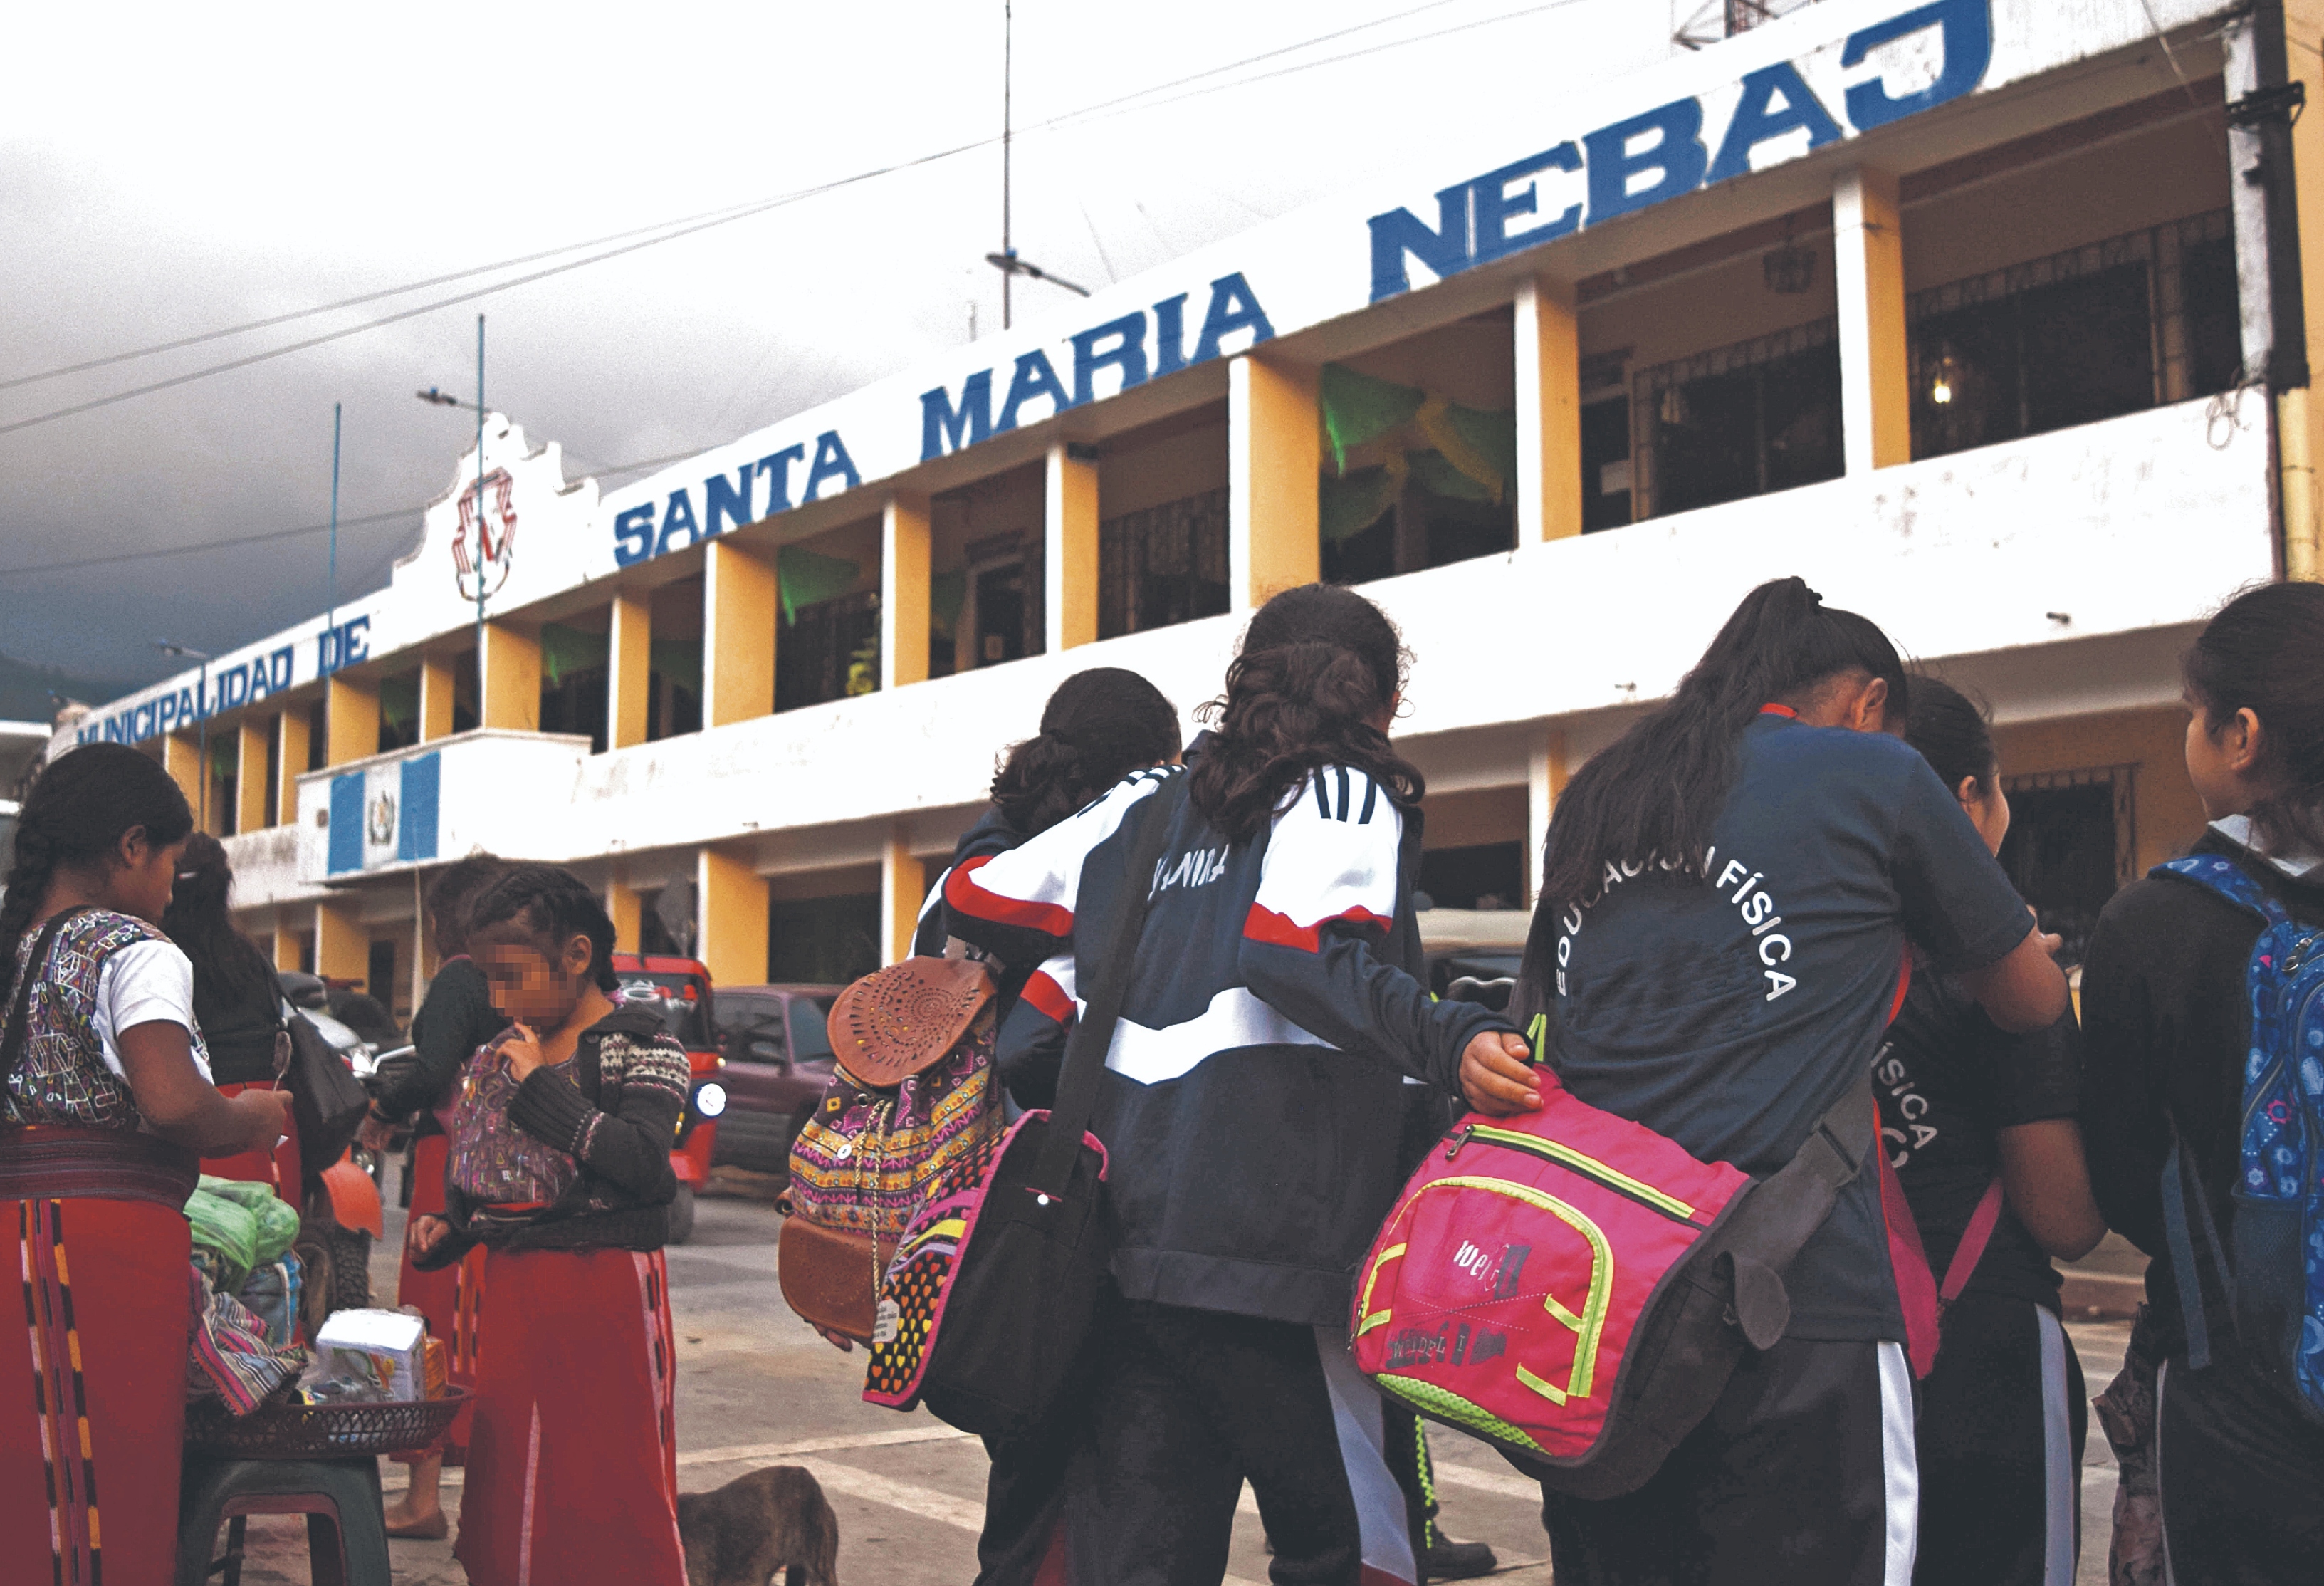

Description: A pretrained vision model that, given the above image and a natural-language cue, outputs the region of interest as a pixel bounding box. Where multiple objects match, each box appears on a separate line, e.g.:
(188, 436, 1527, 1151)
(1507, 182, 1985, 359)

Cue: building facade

(52, 0, 2323, 1018)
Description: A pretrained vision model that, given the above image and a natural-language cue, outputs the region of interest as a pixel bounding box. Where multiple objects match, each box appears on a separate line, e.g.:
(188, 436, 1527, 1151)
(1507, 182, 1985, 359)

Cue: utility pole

(326, 402, 341, 643)
(473, 315, 488, 674)
(1003, 0, 1013, 330)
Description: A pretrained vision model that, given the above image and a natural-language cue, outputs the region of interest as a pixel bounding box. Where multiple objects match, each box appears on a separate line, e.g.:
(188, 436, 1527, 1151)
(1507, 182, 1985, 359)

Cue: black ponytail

(1538, 577, 1908, 916)
(2184, 580, 2324, 857)
(992, 667, 1180, 836)
(160, 832, 277, 1009)
(1188, 583, 1423, 841)
(467, 864, 621, 993)
(1, 743, 196, 1002)
(1902, 676, 1996, 798)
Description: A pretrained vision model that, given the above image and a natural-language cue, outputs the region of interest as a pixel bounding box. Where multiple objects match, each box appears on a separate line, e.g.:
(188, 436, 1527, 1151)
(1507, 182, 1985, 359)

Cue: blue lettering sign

(1070, 313, 1149, 406)
(1707, 63, 1843, 184)
(1153, 295, 1190, 377)
(757, 444, 805, 512)
(921, 370, 994, 461)
(656, 489, 701, 555)
(1368, 184, 1471, 302)
(998, 350, 1074, 432)
(1586, 98, 1707, 226)
(704, 465, 757, 536)
(1472, 145, 1582, 264)
(269, 646, 293, 694)
(803, 431, 859, 500)
(614, 504, 655, 566)
(1190, 273, 1274, 364)
(341, 616, 370, 667)
(1843, 0, 1991, 132)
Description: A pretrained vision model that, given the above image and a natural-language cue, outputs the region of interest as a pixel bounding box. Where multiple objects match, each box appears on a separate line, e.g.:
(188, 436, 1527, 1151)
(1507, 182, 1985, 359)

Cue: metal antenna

(473, 314, 487, 680)
(1003, 0, 1012, 330)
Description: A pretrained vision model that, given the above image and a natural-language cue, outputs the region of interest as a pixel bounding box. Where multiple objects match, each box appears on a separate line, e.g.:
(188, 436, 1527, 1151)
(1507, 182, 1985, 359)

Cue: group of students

(4, 570, 2323, 1585)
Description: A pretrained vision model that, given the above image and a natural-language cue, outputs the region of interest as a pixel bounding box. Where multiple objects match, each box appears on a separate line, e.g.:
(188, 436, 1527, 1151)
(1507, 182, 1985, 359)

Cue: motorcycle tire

(328, 1226, 372, 1312)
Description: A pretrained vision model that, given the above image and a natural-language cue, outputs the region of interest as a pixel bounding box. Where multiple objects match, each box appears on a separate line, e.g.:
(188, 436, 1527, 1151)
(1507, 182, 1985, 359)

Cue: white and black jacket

(943, 760, 1509, 1325)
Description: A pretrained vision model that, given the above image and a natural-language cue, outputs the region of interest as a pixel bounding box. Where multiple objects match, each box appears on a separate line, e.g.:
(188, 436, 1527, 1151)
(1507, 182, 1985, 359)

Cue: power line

(1, 1, 1589, 439)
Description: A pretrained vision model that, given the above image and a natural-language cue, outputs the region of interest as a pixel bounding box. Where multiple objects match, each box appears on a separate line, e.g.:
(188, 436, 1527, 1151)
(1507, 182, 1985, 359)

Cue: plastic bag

(199, 1175, 302, 1266)
(184, 1185, 259, 1291)
(236, 1256, 302, 1350)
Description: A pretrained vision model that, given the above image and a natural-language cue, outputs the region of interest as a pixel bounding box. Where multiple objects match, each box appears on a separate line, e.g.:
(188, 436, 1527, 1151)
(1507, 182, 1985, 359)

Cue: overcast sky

(1, 0, 1725, 697)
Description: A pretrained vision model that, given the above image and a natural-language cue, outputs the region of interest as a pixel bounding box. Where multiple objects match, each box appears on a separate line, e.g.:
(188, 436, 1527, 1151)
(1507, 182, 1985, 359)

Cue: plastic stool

(175, 1454, 390, 1586)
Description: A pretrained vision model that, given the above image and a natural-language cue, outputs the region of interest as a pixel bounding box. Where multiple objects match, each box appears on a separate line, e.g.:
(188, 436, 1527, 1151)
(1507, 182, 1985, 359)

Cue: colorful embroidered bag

(1351, 1057, 1875, 1500)
(448, 1036, 580, 1209)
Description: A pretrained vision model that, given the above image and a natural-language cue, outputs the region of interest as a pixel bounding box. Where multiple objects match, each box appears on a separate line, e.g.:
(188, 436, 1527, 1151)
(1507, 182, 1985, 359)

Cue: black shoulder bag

(874, 774, 1184, 1437)
(281, 1006, 369, 1177)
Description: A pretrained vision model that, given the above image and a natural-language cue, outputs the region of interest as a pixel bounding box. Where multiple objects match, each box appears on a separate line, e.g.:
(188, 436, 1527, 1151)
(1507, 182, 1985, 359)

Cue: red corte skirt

(199, 1080, 301, 1198)
(454, 1243, 684, 1586)
(1, 1127, 200, 1586)
(395, 1132, 484, 1465)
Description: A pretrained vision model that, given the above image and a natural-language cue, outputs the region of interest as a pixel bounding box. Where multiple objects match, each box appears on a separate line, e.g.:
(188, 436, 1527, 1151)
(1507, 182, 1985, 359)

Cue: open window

(1997, 763, 2136, 969)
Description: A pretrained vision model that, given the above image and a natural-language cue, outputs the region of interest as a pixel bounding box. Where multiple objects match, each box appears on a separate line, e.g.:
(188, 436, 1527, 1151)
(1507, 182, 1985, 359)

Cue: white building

(53, 0, 2324, 1016)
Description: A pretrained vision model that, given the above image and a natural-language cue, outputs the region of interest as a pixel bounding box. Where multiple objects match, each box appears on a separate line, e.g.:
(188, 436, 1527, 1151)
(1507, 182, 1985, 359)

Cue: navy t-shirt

(1877, 969, 2080, 1311)
(1549, 713, 2034, 1341)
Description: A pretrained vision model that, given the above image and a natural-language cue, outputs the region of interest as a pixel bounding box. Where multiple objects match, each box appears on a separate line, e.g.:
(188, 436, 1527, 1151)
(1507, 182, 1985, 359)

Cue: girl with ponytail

(1521, 578, 2064, 1584)
(946, 583, 1530, 1586)
(1, 743, 290, 1585)
(2082, 581, 2324, 1577)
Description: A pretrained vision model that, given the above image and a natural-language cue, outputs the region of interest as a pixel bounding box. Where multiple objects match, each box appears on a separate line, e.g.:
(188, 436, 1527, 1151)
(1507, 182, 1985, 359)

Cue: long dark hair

(2184, 580, 2324, 857)
(426, 852, 508, 958)
(1, 743, 196, 1001)
(161, 833, 278, 1009)
(1902, 676, 1996, 796)
(1188, 583, 1423, 841)
(468, 864, 621, 993)
(992, 668, 1179, 837)
(1538, 577, 1908, 915)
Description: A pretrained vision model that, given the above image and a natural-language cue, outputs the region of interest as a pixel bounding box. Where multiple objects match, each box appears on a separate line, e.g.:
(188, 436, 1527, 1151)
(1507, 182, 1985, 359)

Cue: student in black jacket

(2082, 583, 2324, 1584)
(946, 584, 1532, 1586)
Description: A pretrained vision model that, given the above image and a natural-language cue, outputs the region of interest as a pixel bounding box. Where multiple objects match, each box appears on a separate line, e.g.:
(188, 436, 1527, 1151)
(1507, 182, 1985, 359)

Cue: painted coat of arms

(454, 469, 518, 600)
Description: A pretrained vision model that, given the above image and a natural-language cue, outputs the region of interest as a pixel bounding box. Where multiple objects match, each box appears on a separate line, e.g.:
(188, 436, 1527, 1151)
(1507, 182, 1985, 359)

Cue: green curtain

(538, 622, 611, 689)
(777, 545, 862, 625)
(931, 568, 968, 639)
(1319, 363, 1425, 474)
(650, 638, 703, 697)
(377, 672, 419, 731)
(1321, 465, 1398, 543)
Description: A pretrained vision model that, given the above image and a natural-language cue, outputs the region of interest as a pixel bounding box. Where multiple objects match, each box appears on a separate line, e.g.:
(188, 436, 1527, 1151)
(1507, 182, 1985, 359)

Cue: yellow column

(697, 846, 769, 991)
(234, 718, 270, 834)
(325, 676, 379, 765)
(2278, 4, 2324, 578)
(1045, 443, 1100, 652)
(1526, 729, 1569, 909)
(703, 543, 777, 727)
(481, 621, 542, 731)
(881, 833, 927, 967)
(882, 493, 932, 691)
(314, 900, 367, 984)
(272, 909, 303, 972)
(417, 656, 456, 742)
(275, 707, 309, 827)
(162, 733, 201, 820)
(1228, 355, 1321, 612)
(1833, 167, 1910, 473)
(1514, 277, 1583, 543)
(608, 593, 653, 748)
(606, 875, 642, 955)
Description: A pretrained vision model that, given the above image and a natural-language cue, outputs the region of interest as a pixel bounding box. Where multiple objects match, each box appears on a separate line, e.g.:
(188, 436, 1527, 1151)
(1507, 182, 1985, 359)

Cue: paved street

(216, 1159, 2133, 1584)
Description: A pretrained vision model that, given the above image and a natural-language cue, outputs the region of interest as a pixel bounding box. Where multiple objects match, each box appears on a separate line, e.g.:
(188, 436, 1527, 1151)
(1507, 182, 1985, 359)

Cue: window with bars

(1632, 318, 1843, 521)
(777, 591, 881, 712)
(1998, 763, 2137, 969)
(1910, 209, 2238, 462)
(1099, 487, 1230, 640)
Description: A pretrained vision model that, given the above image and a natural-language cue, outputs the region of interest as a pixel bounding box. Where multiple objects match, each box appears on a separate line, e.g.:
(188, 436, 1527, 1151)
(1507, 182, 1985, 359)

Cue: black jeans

(2157, 1349, 2324, 1585)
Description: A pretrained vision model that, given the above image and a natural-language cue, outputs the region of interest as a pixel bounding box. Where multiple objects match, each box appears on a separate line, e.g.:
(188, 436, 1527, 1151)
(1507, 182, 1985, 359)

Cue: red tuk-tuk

(609, 952, 727, 1244)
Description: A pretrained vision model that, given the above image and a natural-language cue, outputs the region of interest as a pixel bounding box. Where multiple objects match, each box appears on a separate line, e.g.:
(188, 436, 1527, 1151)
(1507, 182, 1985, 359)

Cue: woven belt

(0, 1125, 199, 1210)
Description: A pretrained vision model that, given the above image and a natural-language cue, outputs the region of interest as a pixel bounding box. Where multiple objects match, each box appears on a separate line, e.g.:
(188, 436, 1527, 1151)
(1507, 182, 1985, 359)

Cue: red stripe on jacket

(1242, 903, 1391, 953)
(943, 854, 1074, 937)
(1020, 970, 1075, 1025)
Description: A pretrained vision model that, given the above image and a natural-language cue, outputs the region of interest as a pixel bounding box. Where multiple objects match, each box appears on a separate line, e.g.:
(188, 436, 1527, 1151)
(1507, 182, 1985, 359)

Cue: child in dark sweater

(407, 864, 691, 1586)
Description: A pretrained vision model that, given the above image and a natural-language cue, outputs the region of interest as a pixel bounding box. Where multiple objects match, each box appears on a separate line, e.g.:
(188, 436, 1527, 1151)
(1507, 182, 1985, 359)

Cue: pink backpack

(1352, 1061, 1876, 1499)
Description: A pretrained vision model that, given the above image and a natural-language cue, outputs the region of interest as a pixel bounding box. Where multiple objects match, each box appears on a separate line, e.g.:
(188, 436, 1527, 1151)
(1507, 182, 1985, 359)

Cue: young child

(1, 744, 289, 1585)
(407, 863, 690, 1586)
(1890, 677, 2104, 1586)
(2083, 582, 2324, 1579)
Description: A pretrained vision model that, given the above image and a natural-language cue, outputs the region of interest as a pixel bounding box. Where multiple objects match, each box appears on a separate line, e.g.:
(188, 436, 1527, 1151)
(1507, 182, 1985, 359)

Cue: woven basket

(184, 1388, 471, 1460)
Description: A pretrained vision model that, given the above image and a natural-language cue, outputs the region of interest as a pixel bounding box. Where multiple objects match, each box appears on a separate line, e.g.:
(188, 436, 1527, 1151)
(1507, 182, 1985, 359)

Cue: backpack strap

(1028, 774, 1187, 1198)
(2153, 853, 2293, 927)
(2160, 1122, 2235, 1371)
(1940, 1177, 2007, 1313)
(0, 907, 100, 1091)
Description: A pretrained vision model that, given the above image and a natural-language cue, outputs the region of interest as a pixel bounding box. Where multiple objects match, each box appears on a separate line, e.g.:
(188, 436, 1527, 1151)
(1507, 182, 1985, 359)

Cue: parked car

(708, 984, 845, 1174)
(610, 952, 730, 1243)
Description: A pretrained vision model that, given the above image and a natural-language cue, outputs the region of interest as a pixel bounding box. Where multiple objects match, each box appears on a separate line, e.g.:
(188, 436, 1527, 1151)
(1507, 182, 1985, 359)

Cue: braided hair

(426, 851, 508, 956)
(990, 667, 1179, 837)
(466, 864, 621, 993)
(0, 743, 195, 1002)
(1187, 583, 1423, 842)
(160, 832, 277, 1008)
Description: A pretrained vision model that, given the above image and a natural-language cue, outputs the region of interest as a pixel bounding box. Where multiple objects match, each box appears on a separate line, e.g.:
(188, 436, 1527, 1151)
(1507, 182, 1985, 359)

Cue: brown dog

(677, 1465, 840, 1586)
